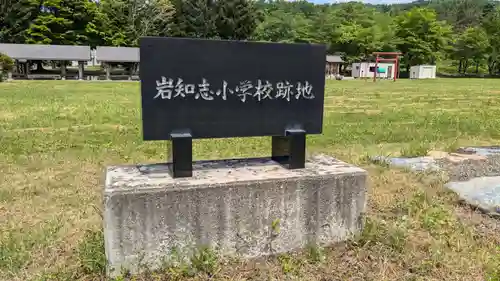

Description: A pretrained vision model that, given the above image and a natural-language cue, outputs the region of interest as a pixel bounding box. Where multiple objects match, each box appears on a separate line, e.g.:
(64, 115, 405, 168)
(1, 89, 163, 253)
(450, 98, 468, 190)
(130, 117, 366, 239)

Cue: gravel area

(434, 154, 500, 217)
(371, 149, 500, 218)
(435, 155, 500, 182)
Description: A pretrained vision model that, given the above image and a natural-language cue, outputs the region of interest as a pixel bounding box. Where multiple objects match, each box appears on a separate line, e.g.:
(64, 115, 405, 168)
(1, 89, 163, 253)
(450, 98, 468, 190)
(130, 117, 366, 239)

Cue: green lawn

(0, 79, 499, 280)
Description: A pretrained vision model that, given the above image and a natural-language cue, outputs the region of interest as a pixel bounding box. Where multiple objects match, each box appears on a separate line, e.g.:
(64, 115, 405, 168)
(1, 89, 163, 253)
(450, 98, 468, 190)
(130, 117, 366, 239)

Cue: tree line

(1, 0, 500, 75)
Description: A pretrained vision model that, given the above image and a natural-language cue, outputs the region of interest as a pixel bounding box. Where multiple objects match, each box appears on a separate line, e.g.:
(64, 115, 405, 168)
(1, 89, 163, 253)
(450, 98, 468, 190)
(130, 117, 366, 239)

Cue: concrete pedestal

(78, 61, 84, 80)
(103, 155, 367, 276)
(105, 63, 111, 81)
(25, 62, 30, 77)
(60, 63, 66, 80)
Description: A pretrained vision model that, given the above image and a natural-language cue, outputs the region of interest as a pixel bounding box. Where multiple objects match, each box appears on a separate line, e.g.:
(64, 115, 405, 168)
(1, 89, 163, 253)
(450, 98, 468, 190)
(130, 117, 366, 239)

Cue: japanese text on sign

(153, 77, 315, 102)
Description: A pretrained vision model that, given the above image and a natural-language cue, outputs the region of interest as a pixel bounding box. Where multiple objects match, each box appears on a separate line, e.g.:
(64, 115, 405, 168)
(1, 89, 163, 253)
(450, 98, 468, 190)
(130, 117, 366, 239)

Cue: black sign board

(140, 37, 326, 178)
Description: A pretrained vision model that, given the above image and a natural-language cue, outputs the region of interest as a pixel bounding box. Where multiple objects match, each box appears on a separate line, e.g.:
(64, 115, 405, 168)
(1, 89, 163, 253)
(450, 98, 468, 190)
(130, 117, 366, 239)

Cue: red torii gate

(373, 52, 402, 82)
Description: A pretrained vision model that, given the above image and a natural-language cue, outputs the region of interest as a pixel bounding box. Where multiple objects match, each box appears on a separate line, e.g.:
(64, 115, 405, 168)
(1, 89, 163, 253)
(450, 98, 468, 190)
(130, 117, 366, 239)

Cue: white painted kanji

(213, 80, 234, 101)
(254, 80, 274, 101)
(154, 76, 174, 99)
(196, 78, 214, 100)
(235, 80, 254, 103)
(173, 78, 185, 98)
(153, 77, 315, 102)
(295, 81, 314, 100)
(275, 81, 294, 102)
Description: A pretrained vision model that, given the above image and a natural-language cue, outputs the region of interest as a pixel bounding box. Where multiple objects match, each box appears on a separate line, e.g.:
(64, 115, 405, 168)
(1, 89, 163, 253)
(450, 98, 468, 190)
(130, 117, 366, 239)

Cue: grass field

(1, 79, 499, 281)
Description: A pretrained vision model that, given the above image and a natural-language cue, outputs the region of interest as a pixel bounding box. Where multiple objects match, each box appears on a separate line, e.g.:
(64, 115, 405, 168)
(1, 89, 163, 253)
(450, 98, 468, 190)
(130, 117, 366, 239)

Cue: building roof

(95, 46, 140, 63)
(326, 55, 344, 63)
(0, 43, 91, 61)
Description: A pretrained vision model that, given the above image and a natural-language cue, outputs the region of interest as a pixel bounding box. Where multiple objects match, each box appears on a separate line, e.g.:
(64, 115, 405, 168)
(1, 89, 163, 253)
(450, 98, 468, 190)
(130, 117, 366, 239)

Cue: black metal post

(272, 136, 289, 163)
(170, 132, 193, 178)
(271, 128, 306, 169)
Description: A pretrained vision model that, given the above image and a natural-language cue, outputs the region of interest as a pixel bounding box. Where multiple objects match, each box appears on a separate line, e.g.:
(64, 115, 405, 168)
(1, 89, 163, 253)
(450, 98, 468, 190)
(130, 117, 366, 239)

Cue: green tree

(253, 9, 313, 43)
(254, 1, 394, 67)
(428, 0, 491, 31)
(310, 7, 340, 51)
(0, 52, 14, 82)
(0, 0, 41, 43)
(258, 0, 319, 17)
(394, 7, 453, 72)
(25, 0, 104, 46)
(170, 0, 258, 40)
(170, 0, 218, 38)
(214, 0, 260, 40)
(330, 3, 394, 65)
(100, 0, 175, 47)
(482, 6, 500, 74)
(453, 27, 489, 73)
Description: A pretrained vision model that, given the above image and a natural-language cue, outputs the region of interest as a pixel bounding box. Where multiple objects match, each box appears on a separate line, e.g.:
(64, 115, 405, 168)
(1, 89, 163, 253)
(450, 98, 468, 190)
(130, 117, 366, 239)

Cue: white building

(410, 65, 436, 79)
(352, 62, 397, 79)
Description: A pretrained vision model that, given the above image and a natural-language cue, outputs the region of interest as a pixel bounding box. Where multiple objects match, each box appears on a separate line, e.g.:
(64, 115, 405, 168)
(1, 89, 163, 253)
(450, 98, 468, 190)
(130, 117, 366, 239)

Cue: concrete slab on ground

(370, 156, 440, 172)
(457, 146, 500, 156)
(370, 148, 495, 173)
(446, 177, 500, 216)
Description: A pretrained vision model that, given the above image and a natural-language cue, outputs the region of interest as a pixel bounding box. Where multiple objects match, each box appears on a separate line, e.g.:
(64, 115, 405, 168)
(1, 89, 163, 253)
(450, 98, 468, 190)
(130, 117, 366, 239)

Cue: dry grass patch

(1, 79, 500, 280)
(0, 111, 17, 121)
(0, 156, 102, 280)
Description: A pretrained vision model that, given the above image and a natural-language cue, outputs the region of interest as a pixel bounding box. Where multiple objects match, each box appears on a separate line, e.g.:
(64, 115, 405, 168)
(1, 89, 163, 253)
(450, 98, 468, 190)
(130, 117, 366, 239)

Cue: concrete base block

(103, 155, 367, 276)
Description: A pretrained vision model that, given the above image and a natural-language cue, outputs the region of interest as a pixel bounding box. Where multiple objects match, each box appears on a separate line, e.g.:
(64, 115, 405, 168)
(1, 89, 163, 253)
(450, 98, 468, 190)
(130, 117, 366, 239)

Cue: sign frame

(139, 37, 327, 177)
